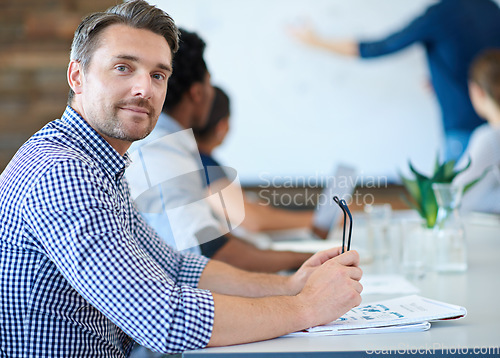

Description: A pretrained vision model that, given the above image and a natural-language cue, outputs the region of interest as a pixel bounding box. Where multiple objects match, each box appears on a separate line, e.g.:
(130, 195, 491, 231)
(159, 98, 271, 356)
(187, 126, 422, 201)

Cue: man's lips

(120, 106, 150, 115)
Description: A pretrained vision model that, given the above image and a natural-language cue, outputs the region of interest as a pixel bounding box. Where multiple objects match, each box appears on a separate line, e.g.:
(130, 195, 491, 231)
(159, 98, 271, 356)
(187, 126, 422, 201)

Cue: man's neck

(165, 105, 193, 130)
(70, 104, 130, 156)
(196, 140, 214, 155)
(99, 132, 131, 156)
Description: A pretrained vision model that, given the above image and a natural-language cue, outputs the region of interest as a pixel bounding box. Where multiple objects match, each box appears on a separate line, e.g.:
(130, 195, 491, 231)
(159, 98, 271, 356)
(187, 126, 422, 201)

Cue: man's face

(72, 24, 172, 151)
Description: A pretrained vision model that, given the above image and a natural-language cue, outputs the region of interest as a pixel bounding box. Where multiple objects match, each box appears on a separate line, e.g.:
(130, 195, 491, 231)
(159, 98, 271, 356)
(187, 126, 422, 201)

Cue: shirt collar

(155, 112, 199, 153)
(155, 112, 184, 134)
(60, 106, 130, 179)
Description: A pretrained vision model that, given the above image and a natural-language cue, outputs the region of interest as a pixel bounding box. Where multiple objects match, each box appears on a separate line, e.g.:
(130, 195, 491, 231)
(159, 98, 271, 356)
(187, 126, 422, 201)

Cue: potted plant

(399, 156, 482, 228)
(399, 155, 486, 274)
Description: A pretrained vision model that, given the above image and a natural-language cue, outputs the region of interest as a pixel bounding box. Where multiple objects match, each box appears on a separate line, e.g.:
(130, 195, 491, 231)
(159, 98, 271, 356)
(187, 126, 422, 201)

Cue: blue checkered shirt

(0, 107, 214, 357)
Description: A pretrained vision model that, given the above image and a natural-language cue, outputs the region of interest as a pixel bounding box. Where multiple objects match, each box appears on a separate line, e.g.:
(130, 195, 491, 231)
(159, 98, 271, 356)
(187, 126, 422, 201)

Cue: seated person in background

(454, 49, 500, 214)
(126, 28, 312, 272)
(193, 86, 314, 233)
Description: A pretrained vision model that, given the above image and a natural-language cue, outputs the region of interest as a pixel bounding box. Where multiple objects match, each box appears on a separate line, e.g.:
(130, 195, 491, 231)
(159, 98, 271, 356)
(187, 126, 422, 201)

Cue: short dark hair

(163, 28, 209, 112)
(68, 0, 179, 105)
(193, 86, 230, 140)
(469, 48, 500, 106)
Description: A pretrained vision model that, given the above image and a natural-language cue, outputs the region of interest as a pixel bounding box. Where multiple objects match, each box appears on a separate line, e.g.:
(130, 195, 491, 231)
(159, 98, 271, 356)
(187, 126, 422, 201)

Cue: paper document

(285, 322, 431, 337)
(285, 295, 466, 337)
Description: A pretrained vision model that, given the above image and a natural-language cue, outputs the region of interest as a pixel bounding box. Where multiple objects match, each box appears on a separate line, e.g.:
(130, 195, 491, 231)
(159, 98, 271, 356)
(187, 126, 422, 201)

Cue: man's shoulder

(0, 131, 105, 216)
(25, 126, 97, 168)
(4, 125, 102, 187)
(130, 124, 195, 159)
(126, 127, 202, 191)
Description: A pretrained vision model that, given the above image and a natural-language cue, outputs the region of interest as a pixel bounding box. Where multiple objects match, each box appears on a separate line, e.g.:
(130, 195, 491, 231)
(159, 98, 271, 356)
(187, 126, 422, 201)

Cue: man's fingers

(347, 266, 363, 282)
(353, 280, 363, 294)
(332, 250, 360, 267)
(309, 246, 344, 265)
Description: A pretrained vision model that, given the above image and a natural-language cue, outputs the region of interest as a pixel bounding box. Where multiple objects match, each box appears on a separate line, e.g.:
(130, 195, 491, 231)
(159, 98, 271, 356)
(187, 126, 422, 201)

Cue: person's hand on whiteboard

(287, 21, 323, 48)
(287, 21, 359, 57)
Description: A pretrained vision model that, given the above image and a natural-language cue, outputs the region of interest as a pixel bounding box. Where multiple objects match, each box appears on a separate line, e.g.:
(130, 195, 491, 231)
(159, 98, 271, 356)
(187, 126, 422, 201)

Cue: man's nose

(131, 73, 153, 99)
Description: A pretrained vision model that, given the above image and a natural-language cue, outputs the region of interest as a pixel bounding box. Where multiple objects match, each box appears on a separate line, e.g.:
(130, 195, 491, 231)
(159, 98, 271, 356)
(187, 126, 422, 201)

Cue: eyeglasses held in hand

(333, 196, 352, 253)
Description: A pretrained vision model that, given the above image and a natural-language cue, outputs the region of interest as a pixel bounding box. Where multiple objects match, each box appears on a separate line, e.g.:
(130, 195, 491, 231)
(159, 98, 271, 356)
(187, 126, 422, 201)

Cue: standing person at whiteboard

(291, 0, 500, 162)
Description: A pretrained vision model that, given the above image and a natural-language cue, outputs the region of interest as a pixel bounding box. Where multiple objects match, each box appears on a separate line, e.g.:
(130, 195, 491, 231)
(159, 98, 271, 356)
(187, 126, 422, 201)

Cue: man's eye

(116, 66, 128, 72)
(152, 73, 165, 80)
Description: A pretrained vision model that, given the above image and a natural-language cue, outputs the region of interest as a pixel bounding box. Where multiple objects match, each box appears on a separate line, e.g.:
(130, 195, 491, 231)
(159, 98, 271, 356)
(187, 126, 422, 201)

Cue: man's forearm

(210, 235, 312, 273)
(204, 250, 363, 347)
(242, 201, 314, 232)
(198, 259, 295, 297)
(207, 293, 311, 347)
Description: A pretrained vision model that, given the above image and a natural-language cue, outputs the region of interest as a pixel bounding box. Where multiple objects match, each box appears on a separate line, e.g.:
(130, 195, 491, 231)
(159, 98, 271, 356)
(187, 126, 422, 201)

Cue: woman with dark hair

(194, 87, 315, 233)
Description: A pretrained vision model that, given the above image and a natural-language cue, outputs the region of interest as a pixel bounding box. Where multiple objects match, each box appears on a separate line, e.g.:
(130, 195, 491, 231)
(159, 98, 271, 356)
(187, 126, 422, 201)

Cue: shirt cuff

(177, 252, 210, 288)
(172, 287, 214, 351)
(358, 42, 372, 58)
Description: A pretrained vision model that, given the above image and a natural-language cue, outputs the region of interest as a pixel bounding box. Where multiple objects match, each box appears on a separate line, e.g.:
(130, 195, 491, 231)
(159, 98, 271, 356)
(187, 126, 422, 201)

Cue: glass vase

(400, 218, 434, 279)
(432, 183, 467, 272)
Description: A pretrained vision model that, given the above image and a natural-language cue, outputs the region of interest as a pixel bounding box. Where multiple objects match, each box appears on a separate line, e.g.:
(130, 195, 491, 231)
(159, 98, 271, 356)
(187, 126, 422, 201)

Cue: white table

(186, 214, 500, 357)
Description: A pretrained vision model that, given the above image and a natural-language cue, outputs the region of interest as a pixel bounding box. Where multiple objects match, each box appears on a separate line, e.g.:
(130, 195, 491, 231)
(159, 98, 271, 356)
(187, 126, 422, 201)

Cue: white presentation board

(152, 0, 492, 185)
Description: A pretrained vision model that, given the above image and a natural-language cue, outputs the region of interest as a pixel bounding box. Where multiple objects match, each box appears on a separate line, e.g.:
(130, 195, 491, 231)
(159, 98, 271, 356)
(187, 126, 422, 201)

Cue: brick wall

(0, 0, 117, 171)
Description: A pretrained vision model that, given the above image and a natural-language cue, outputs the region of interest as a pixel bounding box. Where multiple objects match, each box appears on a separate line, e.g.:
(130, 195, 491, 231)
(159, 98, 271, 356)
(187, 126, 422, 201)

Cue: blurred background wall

(0, 0, 116, 172)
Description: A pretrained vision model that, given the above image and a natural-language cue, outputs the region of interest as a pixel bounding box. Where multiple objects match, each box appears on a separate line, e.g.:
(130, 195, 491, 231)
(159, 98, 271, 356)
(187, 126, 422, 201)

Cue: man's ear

(188, 82, 204, 104)
(469, 81, 489, 118)
(67, 60, 84, 95)
(216, 117, 229, 137)
(469, 81, 486, 100)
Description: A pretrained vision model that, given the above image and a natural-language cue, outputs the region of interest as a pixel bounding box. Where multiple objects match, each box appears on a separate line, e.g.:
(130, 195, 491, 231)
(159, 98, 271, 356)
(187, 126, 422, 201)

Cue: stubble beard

(98, 99, 157, 142)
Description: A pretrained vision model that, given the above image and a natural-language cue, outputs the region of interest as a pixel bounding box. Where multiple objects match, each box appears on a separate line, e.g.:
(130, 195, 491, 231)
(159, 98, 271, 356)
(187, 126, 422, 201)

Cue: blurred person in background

(291, 0, 500, 162)
(194, 85, 314, 233)
(454, 49, 500, 214)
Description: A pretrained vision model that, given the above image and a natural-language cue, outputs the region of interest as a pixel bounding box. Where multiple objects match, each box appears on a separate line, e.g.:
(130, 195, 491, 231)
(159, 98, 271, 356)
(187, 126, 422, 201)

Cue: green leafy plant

(399, 155, 484, 228)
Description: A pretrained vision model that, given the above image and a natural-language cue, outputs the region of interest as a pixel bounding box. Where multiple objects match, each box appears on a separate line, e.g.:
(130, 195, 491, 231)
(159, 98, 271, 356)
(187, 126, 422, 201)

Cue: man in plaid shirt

(0, 1, 362, 357)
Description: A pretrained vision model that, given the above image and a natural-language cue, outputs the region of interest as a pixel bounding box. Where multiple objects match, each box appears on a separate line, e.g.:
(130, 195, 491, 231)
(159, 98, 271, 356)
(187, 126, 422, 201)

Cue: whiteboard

(152, 0, 482, 185)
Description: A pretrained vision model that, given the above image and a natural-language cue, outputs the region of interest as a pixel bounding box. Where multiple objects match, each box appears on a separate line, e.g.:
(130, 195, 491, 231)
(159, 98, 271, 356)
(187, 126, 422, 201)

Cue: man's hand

(207, 248, 362, 347)
(296, 250, 363, 328)
(287, 246, 352, 294)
